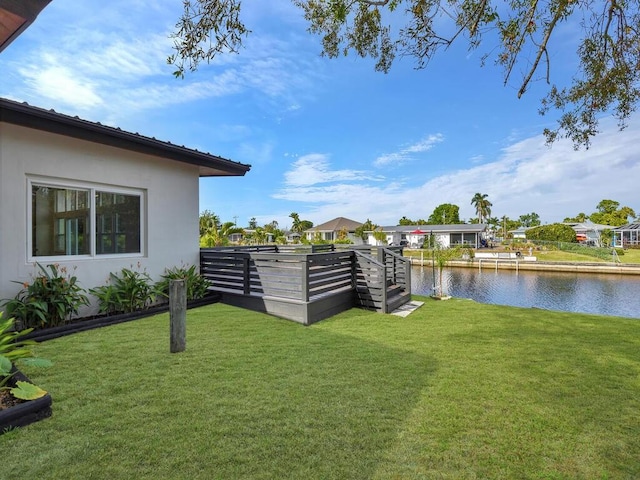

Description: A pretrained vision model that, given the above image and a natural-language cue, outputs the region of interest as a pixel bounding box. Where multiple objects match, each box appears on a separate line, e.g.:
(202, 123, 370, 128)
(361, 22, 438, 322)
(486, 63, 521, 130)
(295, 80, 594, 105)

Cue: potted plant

(0, 314, 52, 433)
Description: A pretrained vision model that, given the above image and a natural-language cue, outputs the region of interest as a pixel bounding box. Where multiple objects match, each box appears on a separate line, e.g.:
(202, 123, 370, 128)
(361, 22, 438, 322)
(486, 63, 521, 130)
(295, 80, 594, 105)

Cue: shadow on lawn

(179, 325, 439, 479)
(5, 309, 438, 479)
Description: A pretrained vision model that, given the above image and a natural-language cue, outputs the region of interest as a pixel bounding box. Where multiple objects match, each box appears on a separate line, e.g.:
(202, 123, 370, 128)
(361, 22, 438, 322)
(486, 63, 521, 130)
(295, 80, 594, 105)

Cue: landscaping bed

(0, 369, 52, 432)
(22, 294, 220, 342)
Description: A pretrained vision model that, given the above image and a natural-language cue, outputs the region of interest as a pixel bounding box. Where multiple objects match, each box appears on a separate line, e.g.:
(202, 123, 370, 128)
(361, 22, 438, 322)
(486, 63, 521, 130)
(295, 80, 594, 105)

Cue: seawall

(409, 258, 640, 275)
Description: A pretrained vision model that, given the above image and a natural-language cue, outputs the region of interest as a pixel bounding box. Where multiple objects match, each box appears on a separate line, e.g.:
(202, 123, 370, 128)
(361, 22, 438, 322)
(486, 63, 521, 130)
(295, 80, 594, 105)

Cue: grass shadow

(4, 304, 437, 480)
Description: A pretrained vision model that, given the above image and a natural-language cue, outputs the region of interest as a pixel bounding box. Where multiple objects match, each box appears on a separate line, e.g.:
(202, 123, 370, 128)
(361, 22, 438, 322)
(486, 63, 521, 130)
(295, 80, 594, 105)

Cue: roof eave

(0, 0, 52, 52)
(0, 99, 250, 177)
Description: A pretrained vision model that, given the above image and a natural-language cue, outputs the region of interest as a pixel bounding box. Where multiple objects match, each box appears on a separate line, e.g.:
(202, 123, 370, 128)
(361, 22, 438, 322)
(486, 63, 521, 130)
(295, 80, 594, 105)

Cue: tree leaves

(170, 0, 640, 148)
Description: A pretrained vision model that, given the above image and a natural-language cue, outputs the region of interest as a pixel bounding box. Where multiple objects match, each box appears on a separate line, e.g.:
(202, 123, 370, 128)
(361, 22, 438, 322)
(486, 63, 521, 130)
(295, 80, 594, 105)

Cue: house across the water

(367, 224, 488, 248)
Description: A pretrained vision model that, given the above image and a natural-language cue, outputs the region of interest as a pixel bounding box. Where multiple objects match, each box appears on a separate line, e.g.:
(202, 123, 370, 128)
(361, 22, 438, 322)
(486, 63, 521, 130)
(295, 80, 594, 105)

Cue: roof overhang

(0, 0, 51, 52)
(0, 98, 251, 177)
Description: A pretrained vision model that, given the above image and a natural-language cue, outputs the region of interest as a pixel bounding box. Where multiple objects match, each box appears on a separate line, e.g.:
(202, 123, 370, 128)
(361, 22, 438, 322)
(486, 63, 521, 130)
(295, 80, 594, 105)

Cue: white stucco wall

(0, 123, 200, 315)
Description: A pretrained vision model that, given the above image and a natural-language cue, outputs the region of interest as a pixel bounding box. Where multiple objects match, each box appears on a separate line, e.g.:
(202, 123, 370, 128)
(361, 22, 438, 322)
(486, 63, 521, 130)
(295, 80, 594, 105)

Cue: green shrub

(526, 223, 577, 242)
(0, 313, 51, 399)
(90, 267, 157, 314)
(1, 263, 89, 329)
(156, 265, 211, 301)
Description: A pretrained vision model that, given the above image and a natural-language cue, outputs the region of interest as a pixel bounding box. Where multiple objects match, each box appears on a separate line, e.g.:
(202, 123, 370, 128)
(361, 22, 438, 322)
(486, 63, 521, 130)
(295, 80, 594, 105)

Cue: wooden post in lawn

(170, 279, 186, 353)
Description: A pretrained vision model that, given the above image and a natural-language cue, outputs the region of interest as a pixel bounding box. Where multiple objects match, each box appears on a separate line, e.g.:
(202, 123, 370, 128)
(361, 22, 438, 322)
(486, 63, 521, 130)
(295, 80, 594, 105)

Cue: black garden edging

(22, 293, 220, 343)
(0, 369, 52, 434)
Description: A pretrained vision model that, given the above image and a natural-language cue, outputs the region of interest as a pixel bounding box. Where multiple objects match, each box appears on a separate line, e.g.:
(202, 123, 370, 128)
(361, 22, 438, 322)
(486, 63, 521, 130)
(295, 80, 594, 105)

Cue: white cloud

(283, 154, 384, 187)
(18, 62, 103, 109)
(374, 133, 444, 167)
(1, 2, 323, 122)
(275, 117, 640, 226)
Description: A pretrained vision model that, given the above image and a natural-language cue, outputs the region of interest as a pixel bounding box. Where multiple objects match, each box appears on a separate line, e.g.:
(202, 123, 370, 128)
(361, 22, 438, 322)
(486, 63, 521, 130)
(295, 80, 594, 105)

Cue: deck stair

(352, 247, 412, 314)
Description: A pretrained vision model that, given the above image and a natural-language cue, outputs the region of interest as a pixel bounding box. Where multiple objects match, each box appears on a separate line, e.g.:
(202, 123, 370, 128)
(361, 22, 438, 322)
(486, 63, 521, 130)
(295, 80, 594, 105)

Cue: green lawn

(3, 299, 640, 479)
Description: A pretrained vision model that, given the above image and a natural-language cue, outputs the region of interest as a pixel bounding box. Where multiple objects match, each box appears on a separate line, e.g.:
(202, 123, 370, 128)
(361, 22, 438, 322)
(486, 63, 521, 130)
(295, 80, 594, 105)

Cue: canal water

(411, 266, 640, 319)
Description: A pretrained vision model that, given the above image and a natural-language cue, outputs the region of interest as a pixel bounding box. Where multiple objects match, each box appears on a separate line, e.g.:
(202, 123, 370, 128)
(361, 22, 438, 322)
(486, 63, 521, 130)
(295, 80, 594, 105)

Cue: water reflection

(412, 266, 640, 319)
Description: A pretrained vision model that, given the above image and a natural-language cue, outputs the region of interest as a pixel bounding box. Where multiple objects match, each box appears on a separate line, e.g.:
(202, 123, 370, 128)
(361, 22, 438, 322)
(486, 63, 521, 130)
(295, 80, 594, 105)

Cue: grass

(404, 247, 640, 264)
(3, 299, 640, 479)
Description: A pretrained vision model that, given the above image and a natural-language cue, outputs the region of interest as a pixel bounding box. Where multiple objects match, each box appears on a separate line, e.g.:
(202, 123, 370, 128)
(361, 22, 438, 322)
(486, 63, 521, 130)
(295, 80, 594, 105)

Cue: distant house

(285, 231, 302, 244)
(565, 222, 612, 245)
(0, 98, 250, 313)
(367, 224, 488, 248)
(304, 217, 364, 244)
(612, 223, 640, 248)
(509, 227, 530, 239)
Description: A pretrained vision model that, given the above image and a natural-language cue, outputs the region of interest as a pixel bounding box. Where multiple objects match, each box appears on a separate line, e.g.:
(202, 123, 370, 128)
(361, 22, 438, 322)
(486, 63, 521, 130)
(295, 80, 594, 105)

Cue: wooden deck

(200, 245, 412, 325)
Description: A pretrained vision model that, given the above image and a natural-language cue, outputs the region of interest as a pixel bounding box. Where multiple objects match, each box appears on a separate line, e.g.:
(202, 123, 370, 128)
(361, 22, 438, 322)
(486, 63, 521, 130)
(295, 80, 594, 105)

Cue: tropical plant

(201, 221, 244, 247)
(371, 228, 388, 246)
(89, 266, 158, 314)
(431, 244, 462, 298)
(156, 265, 211, 302)
(289, 212, 313, 235)
(199, 210, 220, 236)
(0, 314, 51, 400)
(334, 227, 353, 244)
(355, 219, 378, 242)
(471, 193, 492, 224)
(1, 263, 90, 329)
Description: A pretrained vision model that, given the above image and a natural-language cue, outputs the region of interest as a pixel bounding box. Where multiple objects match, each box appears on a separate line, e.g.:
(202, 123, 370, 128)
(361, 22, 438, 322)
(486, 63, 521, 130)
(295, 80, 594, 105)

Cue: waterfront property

(0, 98, 250, 313)
(613, 223, 640, 248)
(200, 244, 411, 324)
(368, 223, 488, 248)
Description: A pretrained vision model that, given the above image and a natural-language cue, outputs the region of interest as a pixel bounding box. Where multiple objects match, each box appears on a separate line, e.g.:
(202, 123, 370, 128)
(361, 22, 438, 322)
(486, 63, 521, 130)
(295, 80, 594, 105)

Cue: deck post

(243, 256, 250, 295)
(169, 279, 186, 353)
(301, 258, 310, 302)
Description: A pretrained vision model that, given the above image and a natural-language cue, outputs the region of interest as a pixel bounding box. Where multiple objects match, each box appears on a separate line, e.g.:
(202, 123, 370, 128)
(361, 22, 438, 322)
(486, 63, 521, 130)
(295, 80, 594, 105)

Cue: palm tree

(432, 244, 462, 298)
(289, 212, 302, 234)
(199, 210, 220, 236)
(471, 193, 492, 223)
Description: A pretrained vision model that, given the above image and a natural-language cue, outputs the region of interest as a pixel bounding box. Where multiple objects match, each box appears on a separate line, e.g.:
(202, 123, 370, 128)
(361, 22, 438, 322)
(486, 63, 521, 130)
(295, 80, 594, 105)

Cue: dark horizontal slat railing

(200, 245, 410, 315)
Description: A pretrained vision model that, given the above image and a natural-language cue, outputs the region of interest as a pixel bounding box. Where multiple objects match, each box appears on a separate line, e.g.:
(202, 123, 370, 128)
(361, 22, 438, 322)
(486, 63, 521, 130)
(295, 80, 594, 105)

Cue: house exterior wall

(0, 123, 200, 315)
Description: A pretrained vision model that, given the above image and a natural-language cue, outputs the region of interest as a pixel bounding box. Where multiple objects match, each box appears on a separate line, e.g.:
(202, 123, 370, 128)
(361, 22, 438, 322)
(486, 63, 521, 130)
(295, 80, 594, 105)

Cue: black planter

(0, 370, 52, 434)
(22, 293, 220, 342)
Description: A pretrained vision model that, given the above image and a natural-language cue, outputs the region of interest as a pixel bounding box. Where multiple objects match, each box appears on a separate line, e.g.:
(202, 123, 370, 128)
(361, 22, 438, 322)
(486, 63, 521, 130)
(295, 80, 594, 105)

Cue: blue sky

(2, 0, 639, 230)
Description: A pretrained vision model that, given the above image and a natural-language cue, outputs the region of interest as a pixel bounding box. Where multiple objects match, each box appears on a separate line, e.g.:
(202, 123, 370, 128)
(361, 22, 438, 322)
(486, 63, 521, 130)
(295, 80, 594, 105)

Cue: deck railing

(200, 248, 354, 301)
(200, 245, 411, 321)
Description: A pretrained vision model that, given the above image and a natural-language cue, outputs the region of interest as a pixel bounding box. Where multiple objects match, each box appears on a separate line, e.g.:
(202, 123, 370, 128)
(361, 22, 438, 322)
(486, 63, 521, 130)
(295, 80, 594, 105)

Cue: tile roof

(306, 217, 363, 232)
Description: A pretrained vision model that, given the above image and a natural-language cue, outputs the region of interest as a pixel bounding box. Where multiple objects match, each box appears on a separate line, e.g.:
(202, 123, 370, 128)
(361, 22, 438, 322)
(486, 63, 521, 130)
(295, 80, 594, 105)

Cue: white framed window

(28, 177, 145, 260)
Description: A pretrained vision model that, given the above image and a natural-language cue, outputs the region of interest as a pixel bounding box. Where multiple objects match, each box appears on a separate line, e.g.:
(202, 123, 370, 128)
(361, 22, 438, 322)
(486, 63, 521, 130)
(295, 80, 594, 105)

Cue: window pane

(95, 191, 140, 254)
(32, 185, 89, 256)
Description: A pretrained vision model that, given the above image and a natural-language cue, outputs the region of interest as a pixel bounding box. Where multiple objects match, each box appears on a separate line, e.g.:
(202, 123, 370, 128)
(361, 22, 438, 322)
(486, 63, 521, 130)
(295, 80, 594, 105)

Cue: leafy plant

(90, 266, 158, 314)
(156, 264, 211, 301)
(1, 263, 89, 329)
(431, 244, 462, 298)
(0, 314, 51, 400)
